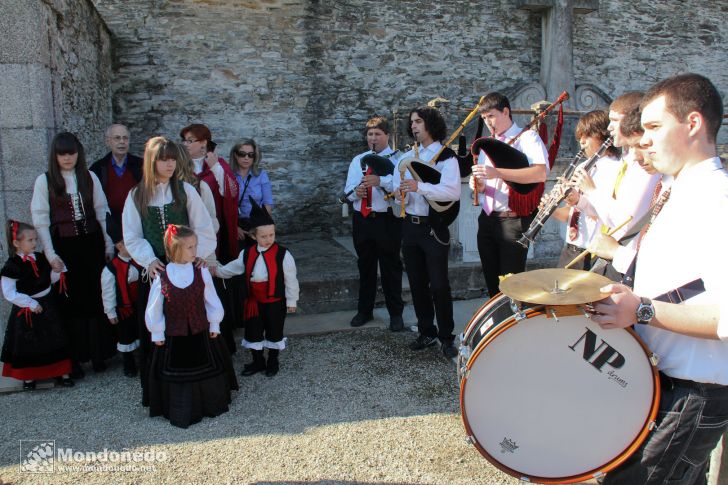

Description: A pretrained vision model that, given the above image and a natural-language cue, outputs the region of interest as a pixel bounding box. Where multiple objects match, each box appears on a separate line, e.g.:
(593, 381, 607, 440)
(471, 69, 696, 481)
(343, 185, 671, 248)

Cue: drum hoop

(461, 292, 505, 344)
(459, 309, 661, 484)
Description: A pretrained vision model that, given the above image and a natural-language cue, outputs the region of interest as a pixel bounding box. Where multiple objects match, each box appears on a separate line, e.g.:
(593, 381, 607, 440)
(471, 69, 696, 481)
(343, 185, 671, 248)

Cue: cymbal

(499, 268, 613, 305)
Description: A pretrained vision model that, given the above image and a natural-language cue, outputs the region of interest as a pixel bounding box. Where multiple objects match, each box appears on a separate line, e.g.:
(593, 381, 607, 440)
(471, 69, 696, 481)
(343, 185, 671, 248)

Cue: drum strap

(652, 278, 705, 304)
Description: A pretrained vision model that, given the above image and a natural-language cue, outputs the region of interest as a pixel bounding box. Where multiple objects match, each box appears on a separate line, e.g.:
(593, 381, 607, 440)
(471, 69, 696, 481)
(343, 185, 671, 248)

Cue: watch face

(637, 304, 654, 322)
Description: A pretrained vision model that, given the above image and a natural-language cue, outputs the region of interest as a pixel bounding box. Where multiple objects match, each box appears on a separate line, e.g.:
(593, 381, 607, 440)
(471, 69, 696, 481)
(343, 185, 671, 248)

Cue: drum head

(461, 313, 658, 483)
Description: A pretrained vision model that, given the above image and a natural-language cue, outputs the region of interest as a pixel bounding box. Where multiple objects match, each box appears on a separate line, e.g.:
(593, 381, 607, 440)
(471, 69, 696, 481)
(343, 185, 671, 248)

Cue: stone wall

(91, 0, 727, 237)
(92, 0, 545, 235)
(572, 0, 727, 147)
(0, 0, 112, 230)
(0, 0, 111, 319)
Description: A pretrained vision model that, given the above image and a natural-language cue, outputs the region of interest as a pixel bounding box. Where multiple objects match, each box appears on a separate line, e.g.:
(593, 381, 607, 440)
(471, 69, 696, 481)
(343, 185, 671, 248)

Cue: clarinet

(517, 136, 613, 248)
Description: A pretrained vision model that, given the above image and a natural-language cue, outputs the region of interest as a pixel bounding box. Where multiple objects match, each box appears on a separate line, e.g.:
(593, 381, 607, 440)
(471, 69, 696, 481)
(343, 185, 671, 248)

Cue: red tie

(360, 167, 373, 218)
(21, 255, 39, 278)
(637, 183, 669, 250)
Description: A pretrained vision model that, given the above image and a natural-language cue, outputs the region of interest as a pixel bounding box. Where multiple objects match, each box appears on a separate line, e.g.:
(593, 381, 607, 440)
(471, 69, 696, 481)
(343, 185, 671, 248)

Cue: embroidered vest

(46, 172, 101, 238)
(160, 267, 208, 336)
(140, 183, 189, 260)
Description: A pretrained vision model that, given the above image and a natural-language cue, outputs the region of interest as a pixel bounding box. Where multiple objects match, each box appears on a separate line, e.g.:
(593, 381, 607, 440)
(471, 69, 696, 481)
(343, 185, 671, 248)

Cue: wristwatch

(635, 297, 655, 325)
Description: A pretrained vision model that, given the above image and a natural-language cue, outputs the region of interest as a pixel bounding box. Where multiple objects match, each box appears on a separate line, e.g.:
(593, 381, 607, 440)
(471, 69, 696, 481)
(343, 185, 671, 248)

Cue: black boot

(70, 361, 85, 379)
(265, 349, 279, 377)
(122, 352, 137, 378)
(241, 350, 266, 376)
(92, 359, 107, 373)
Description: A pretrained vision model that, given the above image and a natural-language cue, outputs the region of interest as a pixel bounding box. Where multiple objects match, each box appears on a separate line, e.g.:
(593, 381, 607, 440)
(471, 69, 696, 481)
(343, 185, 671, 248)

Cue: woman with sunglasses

(229, 139, 273, 248)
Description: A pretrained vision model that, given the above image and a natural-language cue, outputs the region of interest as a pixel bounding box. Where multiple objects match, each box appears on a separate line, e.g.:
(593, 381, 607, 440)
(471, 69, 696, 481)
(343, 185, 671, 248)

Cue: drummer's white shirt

(476, 122, 550, 212)
(633, 157, 728, 385)
(392, 141, 461, 217)
(344, 146, 395, 213)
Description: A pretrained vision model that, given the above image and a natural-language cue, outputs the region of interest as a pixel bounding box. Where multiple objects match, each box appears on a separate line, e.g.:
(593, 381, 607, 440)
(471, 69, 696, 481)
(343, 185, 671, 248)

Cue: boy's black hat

(249, 197, 275, 229)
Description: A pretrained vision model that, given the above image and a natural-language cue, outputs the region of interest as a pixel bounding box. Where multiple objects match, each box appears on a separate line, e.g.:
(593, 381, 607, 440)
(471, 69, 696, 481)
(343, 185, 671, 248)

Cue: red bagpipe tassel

(547, 103, 564, 170)
(17, 307, 33, 327)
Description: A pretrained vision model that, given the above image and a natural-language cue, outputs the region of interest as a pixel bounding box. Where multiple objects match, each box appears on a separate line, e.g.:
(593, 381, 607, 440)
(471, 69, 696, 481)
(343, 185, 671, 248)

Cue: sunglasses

(236, 151, 255, 158)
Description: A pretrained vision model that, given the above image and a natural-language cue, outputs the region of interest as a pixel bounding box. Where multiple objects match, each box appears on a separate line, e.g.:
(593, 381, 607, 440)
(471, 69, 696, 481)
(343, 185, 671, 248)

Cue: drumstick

(563, 216, 633, 269)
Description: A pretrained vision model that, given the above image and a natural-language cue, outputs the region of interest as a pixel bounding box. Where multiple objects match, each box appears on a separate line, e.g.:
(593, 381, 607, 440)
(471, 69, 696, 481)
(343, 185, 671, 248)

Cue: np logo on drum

(569, 327, 629, 388)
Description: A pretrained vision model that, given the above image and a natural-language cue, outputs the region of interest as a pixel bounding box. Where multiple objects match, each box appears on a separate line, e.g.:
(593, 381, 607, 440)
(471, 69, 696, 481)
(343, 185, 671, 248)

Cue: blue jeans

(603, 373, 728, 484)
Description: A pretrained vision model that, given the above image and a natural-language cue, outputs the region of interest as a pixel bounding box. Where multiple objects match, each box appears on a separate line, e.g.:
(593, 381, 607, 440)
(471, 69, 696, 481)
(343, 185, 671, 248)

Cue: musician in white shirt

(471, 92, 549, 296)
(593, 74, 728, 484)
(393, 106, 460, 358)
(344, 116, 404, 331)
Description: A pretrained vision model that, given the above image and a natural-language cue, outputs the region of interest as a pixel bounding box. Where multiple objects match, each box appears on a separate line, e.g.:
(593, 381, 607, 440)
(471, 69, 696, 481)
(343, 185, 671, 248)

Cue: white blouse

(121, 181, 217, 270)
(144, 263, 223, 342)
(30, 170, 114, 263)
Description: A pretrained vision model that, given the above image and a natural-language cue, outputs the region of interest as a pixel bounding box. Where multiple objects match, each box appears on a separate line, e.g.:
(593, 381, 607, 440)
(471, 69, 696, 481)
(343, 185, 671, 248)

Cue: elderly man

(90, 124, 143, 225)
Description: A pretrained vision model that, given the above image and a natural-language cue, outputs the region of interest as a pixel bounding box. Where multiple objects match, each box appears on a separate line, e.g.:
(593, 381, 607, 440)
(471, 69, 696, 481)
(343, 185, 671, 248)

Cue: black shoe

(350, 313, 374, 327)
(409, 334, 438, 351)
(441, 341, 458, 359)
(23, 381, 36, 390)
(123, 355, 137, 378)
(241, 350, 266, 376)
(70, 362, 85, 379)
(241, 361, 266, 376)
(92, 360, 107, 373)
(266, 350, 279, 377)
(389, 315, 404, 332)
(55, 377, 75, 387)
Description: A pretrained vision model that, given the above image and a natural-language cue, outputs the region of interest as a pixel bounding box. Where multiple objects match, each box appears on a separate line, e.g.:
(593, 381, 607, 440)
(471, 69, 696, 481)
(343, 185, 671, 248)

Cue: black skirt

(53, 231, 116, 362)
(1, 293, 69, 369)
(147, 332, 238, 428)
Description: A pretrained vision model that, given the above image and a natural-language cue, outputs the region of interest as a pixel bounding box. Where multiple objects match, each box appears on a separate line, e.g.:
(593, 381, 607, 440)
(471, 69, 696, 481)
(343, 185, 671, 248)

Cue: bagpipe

(338, 148, 399, 205)
(469, 91, 569, 215)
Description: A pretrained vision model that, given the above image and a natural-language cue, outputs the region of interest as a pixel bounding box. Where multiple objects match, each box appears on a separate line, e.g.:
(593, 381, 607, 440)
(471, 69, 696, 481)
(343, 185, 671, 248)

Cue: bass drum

(458, 294, 660, 484)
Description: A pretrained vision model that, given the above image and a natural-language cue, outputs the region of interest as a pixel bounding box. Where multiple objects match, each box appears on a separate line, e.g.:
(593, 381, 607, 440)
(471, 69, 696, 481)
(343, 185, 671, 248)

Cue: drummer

(471, 92, 549, 297)
(592, 73, 728, 484)
(343, 116, 404, 332)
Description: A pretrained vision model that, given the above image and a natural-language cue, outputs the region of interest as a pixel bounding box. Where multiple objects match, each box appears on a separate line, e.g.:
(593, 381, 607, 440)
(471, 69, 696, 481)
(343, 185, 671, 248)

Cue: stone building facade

(1, 0, 726, 240)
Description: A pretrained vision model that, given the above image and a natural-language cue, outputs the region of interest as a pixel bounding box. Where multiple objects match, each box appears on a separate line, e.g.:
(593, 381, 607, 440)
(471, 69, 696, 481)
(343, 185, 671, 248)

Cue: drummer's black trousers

(401, 219, 454, 343)
(603, 374, 728, 484)
(477, 211, 534, 297)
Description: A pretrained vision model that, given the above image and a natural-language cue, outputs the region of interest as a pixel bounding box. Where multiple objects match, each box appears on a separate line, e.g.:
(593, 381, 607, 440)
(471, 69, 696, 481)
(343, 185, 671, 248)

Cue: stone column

(0, 0, 57, 228)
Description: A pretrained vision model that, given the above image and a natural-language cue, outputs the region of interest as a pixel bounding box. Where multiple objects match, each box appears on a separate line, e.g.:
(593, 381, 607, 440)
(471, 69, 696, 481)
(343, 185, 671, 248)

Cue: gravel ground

(0, 328, 519, 485)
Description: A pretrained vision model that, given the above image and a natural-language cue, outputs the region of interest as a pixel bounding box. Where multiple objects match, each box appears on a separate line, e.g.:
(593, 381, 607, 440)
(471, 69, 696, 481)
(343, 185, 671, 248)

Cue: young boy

(100, 216, 140, 377)
(213, 198, 299, 376)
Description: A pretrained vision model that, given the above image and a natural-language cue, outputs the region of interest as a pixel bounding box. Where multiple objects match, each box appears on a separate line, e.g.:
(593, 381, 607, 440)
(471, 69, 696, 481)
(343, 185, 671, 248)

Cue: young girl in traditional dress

(122, 136, 217, 405)
(145, 225, 238, 428)
(1, 221, 74, 389)
(214, 199, 298, 377)
(175, 143, 239, 355)
(100, 217, 140, 377)
(31, 132, 116, 378)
